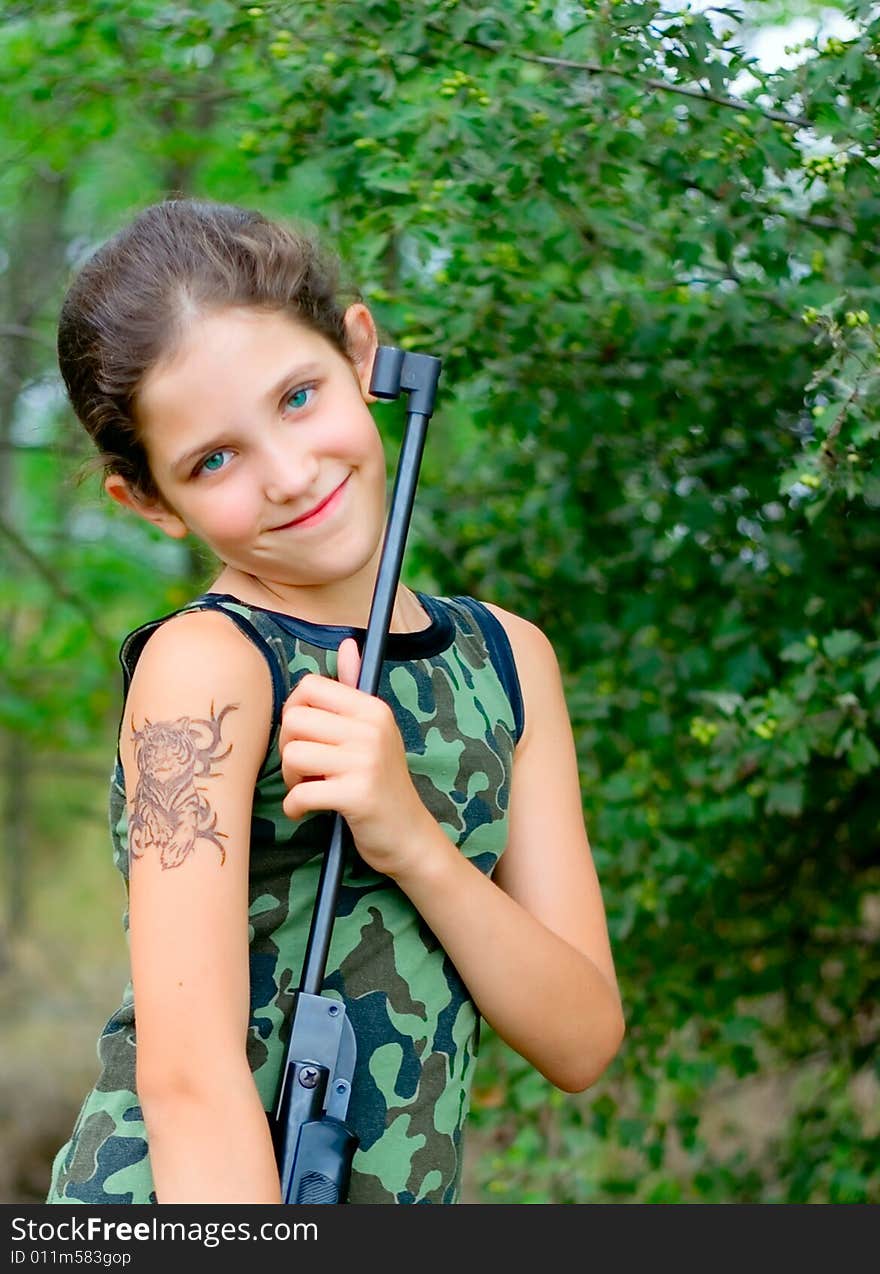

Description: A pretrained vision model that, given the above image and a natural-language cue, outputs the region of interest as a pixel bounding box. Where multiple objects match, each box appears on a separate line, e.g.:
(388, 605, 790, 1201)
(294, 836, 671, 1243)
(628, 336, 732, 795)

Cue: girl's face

(105, 304, 388, 597)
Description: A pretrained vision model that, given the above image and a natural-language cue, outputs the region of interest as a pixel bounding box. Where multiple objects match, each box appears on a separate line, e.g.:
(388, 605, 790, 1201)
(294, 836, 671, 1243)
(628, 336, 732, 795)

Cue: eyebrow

(170, 361, 324, 474)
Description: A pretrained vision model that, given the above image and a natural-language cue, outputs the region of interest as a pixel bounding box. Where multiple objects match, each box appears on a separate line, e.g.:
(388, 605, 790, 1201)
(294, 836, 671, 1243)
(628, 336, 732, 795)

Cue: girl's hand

(279, 637, 434, 876)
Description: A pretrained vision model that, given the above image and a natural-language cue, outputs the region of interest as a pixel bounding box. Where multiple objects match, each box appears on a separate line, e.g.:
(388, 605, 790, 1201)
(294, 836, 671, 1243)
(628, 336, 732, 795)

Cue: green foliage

(2, 0, 878, 1203)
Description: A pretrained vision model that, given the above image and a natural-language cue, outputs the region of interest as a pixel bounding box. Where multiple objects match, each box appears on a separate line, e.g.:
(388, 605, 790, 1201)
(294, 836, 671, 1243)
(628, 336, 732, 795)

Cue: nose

(261, 438, 320, 506)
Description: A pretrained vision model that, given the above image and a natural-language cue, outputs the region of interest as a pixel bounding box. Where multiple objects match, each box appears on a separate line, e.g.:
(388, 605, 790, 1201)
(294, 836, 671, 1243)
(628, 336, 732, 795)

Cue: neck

(206, 568, 427, 634)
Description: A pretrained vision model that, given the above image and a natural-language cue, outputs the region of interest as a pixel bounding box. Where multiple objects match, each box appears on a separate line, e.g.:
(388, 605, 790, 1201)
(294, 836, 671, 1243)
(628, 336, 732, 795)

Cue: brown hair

(58, 198, 363, 503)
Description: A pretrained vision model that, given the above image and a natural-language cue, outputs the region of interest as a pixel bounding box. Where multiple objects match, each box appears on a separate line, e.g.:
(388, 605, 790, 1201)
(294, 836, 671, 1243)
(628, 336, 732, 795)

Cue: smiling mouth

(271, 475, 350, 531)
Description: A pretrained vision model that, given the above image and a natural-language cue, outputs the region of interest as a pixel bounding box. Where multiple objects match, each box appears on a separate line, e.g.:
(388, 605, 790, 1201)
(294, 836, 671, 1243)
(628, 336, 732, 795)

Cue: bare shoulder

(480, 600, 562, 750)
(481, 599, 551, 652)
(123, 607, 274, 777)
(132, 606, 272, 687)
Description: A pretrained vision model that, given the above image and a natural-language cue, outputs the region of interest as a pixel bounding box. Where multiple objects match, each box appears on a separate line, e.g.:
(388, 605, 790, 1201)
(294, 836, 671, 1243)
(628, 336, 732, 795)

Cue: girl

(47, 198, 624, 1205)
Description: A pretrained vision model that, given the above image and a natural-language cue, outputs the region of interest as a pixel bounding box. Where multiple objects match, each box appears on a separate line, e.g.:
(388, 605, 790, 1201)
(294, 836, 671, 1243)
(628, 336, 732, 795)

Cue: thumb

(336, 636, 362, 688)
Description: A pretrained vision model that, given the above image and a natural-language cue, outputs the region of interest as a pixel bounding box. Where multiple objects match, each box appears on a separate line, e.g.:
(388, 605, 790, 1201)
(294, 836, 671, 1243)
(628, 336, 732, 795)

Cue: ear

(343, 303, 379, 403)
(104, 473, 189, 540)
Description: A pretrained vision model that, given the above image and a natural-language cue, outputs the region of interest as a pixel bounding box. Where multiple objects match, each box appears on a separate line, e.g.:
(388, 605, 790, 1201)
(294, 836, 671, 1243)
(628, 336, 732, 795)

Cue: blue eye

(285, 385, 314, 411)
(196, 449, 232, 476)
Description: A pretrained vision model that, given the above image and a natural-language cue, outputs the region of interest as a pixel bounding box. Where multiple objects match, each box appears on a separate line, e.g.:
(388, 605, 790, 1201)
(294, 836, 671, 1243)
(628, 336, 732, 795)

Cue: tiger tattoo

(128, 701, 238, 869)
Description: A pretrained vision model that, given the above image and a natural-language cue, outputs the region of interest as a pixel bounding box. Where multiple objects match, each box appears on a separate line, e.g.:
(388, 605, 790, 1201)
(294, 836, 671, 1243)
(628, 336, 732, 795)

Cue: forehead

(139, 307, 332, 410)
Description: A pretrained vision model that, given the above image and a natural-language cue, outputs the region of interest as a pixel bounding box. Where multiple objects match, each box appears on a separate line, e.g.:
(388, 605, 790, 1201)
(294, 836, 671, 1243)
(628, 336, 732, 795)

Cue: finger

(336, 636, 362, 689)
(282, 672, 360, 716)
(288, 668, 383, 718)
(281, 740, 339, 785)
(279, 704, 351, 749)
(283, 773, 347, 821)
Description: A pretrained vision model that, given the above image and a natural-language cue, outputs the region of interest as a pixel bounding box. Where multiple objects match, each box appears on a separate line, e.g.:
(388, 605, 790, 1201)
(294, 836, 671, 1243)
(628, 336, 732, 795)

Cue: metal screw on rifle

(299, 1066, 320, 1089)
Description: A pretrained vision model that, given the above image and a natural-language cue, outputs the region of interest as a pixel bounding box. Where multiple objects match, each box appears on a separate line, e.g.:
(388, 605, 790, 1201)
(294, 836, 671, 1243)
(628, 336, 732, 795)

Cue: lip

(271, 475, 350, 531)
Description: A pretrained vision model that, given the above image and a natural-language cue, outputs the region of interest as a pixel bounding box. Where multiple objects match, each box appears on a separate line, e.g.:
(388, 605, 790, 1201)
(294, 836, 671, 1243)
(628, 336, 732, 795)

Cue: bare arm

(120, 610, 281, 1203)
(390, 607, 624, 1092)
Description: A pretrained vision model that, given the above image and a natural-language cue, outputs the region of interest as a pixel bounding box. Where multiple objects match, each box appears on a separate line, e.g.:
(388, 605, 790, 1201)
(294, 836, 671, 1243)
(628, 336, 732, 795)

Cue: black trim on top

(117, 606, 287, 726)
(112, 591, 523, 774)
(451, 596, 526, 745)
(197, 591, 456, 661)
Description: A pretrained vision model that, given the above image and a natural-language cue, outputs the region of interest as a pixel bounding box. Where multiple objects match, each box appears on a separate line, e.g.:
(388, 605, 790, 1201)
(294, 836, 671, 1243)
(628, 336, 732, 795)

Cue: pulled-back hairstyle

(58, 198, 363, 503)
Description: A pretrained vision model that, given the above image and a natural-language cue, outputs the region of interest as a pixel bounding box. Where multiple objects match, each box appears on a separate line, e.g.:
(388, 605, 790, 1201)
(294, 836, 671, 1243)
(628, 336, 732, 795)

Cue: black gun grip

(286, 1117, 358, 1205)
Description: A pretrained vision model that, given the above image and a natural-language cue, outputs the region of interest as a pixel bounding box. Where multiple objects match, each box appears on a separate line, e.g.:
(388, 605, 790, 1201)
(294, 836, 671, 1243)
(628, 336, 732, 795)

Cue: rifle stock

(272, 986, 358, 1204)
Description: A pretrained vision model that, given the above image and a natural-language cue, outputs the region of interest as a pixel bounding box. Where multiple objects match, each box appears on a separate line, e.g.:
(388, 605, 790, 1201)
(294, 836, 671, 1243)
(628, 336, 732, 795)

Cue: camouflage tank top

(47, 591, 524, 1205)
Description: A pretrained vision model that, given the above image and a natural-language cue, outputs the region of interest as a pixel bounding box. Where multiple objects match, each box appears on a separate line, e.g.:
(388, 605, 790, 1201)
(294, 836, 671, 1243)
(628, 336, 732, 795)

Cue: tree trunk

(0, 168, 69, 968)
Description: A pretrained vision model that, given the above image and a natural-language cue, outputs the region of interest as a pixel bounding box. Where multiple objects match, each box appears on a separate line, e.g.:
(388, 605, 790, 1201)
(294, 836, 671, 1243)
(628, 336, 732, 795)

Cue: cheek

(356, 423, 388, 482)
(196, 486, 259, 541)
(334, 402, 383, 461)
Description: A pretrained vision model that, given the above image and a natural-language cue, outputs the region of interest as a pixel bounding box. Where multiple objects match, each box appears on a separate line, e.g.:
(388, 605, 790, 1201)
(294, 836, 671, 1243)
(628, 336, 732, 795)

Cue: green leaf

(780, 641, 815, 664)
(848, 735, 880, 775)
(765, 780, 805, 817)
(720, 1015, 762, 1044)
(822, 630, 863, 661)
(862, 656, 880, 695)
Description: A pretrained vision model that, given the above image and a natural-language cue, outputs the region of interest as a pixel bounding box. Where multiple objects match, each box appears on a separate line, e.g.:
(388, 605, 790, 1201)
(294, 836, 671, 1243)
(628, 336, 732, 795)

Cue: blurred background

(2, 0, 878, 1204)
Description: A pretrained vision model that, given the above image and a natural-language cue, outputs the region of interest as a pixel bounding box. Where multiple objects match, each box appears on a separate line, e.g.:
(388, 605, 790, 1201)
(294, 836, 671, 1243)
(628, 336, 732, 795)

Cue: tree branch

(0, 441, 83, 456)
(640, 159, 858, 239)
(0, 516, 117, 669)
(0, 324, 56, 350)
(454, 35, 861, 243)
(463, 38, 813, 130)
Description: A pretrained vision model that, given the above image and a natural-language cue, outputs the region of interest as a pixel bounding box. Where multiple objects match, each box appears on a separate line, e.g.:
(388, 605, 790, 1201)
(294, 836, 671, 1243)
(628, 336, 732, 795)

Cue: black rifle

(270, 345, 442, 1204)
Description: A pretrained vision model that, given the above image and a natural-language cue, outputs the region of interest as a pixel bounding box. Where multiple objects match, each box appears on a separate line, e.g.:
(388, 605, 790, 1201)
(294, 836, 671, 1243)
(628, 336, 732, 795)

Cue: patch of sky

(737, 514, 764, 539)
(658, 1, 861, 102)
(761, 501, 786, 521)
